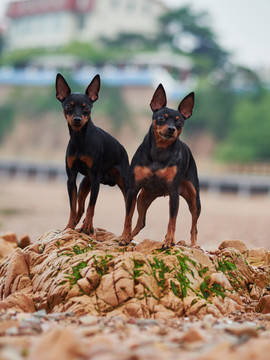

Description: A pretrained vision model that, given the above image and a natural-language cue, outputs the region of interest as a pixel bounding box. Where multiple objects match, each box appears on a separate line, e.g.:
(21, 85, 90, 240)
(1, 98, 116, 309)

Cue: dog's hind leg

(180, 179, 200, 247)
(131, 189, 156, 238)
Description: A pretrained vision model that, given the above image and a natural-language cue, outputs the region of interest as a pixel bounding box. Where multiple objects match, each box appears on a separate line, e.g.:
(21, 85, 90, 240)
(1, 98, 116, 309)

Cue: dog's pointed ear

(150, 84, 167, 111)
(85, 74, 100, 102)
(56, 73, 71, 102)
(178, 92, 194, 119)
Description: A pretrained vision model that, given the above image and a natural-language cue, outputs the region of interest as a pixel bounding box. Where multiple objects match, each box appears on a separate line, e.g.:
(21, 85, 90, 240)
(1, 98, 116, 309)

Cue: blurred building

(6, 0, 167, 50)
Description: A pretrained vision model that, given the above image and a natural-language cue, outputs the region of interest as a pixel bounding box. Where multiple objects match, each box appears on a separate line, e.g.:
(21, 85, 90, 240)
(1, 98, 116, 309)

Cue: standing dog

(120, 84, 200, 248)
(56, 74, 129, 235)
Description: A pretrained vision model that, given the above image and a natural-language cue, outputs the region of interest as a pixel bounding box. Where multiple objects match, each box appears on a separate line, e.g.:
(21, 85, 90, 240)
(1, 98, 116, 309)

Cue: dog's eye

(175, 119, 182, 127)
(157, 116, 166, 123)
(175, 116, 183, 128)
(65, 104, 73, 111)
(83, 106, 91, 112)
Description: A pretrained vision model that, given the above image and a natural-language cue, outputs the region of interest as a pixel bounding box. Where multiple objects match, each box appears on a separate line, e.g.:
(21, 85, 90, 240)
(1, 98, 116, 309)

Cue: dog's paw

(162, 236, 175, 249)
(119, 237, 131, 246)
(78, 225, 95, 236)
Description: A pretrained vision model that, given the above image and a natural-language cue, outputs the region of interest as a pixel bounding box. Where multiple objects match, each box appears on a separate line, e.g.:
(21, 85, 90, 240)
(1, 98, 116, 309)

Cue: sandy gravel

(0, 178, 269, 250)
(1, 310, 270, 360)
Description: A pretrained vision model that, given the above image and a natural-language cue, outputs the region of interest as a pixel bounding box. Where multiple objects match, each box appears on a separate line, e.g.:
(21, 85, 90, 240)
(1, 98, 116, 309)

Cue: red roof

(7, 0, 95, 18)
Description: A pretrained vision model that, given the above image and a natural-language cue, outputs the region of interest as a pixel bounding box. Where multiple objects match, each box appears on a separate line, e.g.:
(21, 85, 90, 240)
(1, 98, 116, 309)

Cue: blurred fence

(0, 160, 66, 182)
(202, 161, 270, 177)
(0, 160, 270, 196)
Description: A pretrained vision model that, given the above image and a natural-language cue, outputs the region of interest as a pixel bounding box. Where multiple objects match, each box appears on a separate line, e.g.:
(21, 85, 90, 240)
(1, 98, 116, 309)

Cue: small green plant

(177, 254, 198, 297)
(133, 259, 144, 269)
(198, 265, 209, 278)
(60, 244, 93, 257)
(169, 254, 198, 298)
(211, 283, 226, 298)
(200, 278, 210, 299)
(191, 298, 198, 306)
(61, 252, 73, 257)
(65, 261, 87, 288)
(200, 277, 226, 300)
(21, 348, 29, 357)
(150, 257, 172, 290)
(216, 258, 236, 273)
(226, 274, 243, 291)
(133, 259, 144, 279)
(170, 280, 180, 297)
(163, 249, 172, 255)
(72, 245, 91, 254)
(93, 254, 113, 277)
(153, 248, 180, 255)
(215, 256, 245, 291)
(58, 280, 67, 286)
(118, 247, 128, 253)
(175, 268, 191, 298)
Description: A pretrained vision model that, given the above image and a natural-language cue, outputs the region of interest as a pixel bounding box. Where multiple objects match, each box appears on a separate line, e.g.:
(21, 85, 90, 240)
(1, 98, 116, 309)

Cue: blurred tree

(96, 85, 133, 131)
(216, 90, 270, 162)
(186, 83, 236, 140)
(0, 33, 4, 55)
(0, 104, 15, 142)
(60, 42, 110, 65)
(0, 47, 46, 67)
(100, 6, 229, 75)
(156, 6, 229, 74)
(228, 65, 263, 93)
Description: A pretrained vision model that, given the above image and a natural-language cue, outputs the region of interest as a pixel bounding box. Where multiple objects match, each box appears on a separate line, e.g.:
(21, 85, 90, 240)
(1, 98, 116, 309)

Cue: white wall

(7, 12, 78, 49)
(84, 0, 165, 41)
(6, 0, 166, 50)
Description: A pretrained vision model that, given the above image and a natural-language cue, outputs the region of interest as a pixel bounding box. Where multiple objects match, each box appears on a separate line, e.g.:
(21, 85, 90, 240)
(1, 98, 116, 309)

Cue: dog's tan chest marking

(134, 165, 177, 183)
(156, 166, 177, 182)
(134, 166, 153, 182)
(79, 155, 93, 168)
(67, 155, 93, 169)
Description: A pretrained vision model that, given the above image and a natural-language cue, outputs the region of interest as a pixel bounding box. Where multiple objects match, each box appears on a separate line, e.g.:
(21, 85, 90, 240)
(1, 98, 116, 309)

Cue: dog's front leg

(163, 190, 179, 249)
(76, 176, 91, 224)
(66, 172, 78, 230)
(119, 189, 138, 246)
(79, 175, 100, 235)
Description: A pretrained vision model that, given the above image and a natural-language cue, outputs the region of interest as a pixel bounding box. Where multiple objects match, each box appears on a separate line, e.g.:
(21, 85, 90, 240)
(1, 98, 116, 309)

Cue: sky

(165, 0, 270, 69)
(0, 0, 269, 69)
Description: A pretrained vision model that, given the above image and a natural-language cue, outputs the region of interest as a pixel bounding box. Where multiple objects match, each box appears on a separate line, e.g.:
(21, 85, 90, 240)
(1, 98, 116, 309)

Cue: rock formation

(0, 229, 269, 319)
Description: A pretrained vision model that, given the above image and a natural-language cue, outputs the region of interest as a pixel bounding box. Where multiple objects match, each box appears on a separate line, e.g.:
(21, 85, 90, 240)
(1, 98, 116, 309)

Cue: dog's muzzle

(73, 116, 82, 126)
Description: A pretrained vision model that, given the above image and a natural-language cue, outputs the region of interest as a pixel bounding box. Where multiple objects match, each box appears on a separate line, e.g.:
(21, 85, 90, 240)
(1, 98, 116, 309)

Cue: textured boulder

(0, 232, 31, 260)
(256, 295, 270, 314)
(247, 248, 269, 266)
(219, 239, 248, 255)
(0, 233, 18, 258)
(0, 228, 269, 319)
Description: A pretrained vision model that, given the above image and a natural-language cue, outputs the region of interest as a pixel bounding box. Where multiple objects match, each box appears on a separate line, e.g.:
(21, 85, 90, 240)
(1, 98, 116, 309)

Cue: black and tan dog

(56, 74, 129, 235)
(120, 84, 200, 249)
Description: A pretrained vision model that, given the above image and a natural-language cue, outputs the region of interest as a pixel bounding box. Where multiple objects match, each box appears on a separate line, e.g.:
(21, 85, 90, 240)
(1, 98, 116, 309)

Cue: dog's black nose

(73, 116, 82, 124)
(167, 126, 176, 133)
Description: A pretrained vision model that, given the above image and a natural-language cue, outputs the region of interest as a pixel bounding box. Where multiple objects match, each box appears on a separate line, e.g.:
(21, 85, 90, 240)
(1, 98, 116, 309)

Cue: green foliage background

(0, 84, 131, 138)
(216, 90, 270, 162)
